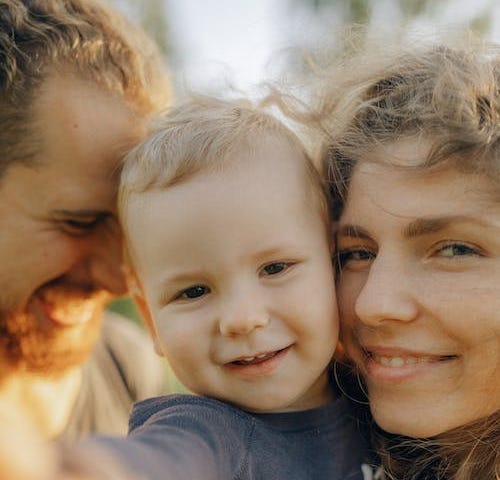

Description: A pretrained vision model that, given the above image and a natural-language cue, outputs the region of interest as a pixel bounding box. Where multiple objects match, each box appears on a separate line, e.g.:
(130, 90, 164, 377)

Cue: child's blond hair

(119, 95, 330, 233)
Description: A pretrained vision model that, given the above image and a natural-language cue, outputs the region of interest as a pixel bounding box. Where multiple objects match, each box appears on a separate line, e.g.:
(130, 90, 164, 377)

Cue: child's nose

(218, 292, 269, 336)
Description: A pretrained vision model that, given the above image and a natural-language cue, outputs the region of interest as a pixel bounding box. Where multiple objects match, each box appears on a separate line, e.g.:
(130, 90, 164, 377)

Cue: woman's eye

(436, 243, 479, 258)
(261, 262, 291, 276)
(176, 285, 210, 300)
(337, 249, 375, 268)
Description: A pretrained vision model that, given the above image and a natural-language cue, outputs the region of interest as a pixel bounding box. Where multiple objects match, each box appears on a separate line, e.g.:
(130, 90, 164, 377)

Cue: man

(0, 0, 171, 440)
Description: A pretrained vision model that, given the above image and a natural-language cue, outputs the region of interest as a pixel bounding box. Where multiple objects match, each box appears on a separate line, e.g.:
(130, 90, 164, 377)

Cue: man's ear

(127, 273, 164, 357)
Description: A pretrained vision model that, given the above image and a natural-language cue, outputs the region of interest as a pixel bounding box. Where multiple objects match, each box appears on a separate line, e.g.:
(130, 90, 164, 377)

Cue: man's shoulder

(63, 311, 168, 439)
(92, 310, 168, 400)
(100, 310, 153, 351)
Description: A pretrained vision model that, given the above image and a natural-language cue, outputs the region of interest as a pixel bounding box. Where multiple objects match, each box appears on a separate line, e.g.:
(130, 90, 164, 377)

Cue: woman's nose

(354, 254, 419, 327)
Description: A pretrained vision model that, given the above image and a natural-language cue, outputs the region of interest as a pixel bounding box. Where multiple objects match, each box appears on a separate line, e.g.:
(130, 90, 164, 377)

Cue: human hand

(0, 397, 57, 480)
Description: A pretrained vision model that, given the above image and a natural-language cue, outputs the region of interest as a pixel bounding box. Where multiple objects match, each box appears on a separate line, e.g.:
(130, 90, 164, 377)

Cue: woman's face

(336, 140, 500, 438)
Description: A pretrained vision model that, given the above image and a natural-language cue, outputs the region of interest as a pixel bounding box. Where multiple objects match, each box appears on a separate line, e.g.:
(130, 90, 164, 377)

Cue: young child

(62, 96, 370, 480)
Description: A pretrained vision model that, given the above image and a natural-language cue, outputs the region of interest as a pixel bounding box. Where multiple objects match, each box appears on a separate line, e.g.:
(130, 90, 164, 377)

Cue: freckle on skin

(73, 124, 78, 129)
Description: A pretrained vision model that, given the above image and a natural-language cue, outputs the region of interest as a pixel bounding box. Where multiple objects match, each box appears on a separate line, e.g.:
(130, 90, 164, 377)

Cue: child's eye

(435, 242, 480, 258)
(337, 249, 375, 269)
(261, 262, 292, 276)
(175, 285, 211, 300)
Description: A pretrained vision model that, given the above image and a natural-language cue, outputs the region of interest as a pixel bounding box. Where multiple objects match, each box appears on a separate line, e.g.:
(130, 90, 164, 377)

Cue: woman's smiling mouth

(369, 352, 457, 367)
(360, 347, 459, 383)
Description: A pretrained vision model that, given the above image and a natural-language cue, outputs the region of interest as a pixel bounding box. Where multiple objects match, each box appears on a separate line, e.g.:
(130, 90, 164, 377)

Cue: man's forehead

(32, 72, 145, 175)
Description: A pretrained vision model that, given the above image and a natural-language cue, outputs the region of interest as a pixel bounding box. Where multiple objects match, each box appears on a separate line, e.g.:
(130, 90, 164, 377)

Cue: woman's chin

(369, 397, 455, 439)
(373, 413, 440, 439)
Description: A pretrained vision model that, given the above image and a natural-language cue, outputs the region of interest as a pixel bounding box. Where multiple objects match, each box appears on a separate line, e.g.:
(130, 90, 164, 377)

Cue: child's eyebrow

(160, 270, 207, 287)
(250, 245, 298, 260)
(246, 244, 310, 266)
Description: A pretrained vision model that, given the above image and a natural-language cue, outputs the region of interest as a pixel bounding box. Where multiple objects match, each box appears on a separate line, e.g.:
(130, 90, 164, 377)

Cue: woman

(318, 41, 499, 479)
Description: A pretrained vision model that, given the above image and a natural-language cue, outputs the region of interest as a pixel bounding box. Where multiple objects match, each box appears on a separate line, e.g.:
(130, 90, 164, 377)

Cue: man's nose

(87, 250, 128, 295)
(68, 226, 127, 295)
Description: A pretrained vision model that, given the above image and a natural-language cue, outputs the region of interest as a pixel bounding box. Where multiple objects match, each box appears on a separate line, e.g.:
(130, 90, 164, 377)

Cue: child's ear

(127, 273, 164, 357)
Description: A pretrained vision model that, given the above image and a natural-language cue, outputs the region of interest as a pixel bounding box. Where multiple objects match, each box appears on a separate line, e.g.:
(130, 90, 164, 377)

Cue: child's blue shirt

(87, 393, 373, 479)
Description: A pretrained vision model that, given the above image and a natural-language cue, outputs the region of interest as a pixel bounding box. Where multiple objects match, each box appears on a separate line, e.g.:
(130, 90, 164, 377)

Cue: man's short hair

(0, 0, 170, 176)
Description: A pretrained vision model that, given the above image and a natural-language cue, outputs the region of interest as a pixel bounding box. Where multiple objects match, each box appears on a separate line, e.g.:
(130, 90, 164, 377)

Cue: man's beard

(0, 296, 106, 381)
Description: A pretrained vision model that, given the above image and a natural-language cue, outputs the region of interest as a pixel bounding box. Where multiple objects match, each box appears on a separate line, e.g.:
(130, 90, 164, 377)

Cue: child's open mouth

(231, 347, 289, 366)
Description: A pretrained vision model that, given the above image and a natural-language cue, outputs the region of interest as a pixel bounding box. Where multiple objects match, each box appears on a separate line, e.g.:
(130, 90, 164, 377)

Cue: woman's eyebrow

(337, 215, 495, 240)
(403, 215, 491, 238)
(336, 224, 371, 239)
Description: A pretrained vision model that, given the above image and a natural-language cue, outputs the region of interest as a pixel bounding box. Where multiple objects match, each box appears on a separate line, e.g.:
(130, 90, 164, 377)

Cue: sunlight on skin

(0, 398, 57, 480)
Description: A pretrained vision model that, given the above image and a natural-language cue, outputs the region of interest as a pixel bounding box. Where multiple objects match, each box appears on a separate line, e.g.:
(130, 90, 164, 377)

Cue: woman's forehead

(344, 160, 499, 223)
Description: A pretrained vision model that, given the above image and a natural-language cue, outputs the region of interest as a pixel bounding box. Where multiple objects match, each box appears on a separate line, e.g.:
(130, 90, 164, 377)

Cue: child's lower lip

(225, 346, 291, 377)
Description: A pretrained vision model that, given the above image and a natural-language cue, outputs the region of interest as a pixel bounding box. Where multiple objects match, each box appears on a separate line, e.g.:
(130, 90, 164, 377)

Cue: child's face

(126, 139, 338, 413)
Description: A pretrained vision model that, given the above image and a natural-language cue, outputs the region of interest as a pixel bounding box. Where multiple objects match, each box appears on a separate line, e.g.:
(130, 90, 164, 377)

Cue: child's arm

(57, 443, 141, 480)
(59, 395, 253, 480)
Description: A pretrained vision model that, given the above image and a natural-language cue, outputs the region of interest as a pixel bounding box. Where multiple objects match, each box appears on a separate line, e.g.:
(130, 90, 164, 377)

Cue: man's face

(0, 72, 146, 378)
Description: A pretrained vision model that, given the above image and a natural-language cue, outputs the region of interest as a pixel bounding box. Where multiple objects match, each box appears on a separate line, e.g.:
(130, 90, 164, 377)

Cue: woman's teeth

(371, 354, 451, 367)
